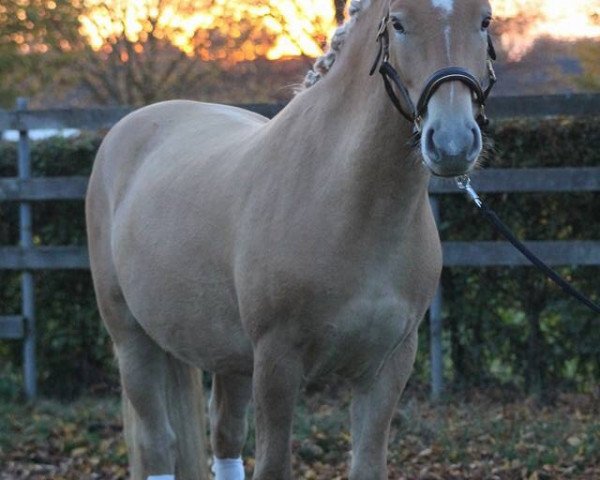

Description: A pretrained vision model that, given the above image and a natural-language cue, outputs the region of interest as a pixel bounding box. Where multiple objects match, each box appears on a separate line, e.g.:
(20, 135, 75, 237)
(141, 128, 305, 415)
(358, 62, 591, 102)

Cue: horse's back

(91, 100, 267, 212)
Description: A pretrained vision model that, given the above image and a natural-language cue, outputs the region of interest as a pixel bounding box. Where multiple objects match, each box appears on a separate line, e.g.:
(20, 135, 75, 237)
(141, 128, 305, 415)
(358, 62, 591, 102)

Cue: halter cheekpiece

(369, 13, 497, 132)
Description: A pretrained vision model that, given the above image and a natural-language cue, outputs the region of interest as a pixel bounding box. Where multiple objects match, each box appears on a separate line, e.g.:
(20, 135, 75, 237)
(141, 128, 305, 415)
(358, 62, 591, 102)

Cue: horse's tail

(122, 354, 210, 480)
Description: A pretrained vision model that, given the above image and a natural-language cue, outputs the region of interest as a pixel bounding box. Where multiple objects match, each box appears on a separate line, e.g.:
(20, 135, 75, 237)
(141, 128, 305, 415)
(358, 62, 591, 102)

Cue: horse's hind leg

(349, 331, 418, 480)
(116, 324, 177, 479)
(87, 159, 207, 479)
(209, 373, 252, 479)
(91, 279, 181, 478)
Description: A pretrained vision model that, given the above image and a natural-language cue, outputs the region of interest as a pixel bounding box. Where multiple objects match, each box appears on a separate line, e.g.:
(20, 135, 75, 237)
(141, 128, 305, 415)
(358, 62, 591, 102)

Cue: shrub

(0, 117, 598, 399)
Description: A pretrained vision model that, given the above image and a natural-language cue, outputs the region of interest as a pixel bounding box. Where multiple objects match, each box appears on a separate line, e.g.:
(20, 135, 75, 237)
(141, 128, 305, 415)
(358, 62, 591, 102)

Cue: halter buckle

(376, 16, 389, 39)
(414, 116, 423, 133)
(477, 105, 489, 127)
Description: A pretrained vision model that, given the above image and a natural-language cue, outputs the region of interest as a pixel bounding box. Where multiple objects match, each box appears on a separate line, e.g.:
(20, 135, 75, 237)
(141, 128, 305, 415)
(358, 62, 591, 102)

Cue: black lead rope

(456, 176, 600, 315)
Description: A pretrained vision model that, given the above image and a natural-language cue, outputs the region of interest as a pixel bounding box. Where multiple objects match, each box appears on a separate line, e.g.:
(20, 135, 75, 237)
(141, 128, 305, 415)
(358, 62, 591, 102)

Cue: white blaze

(431, 0, 454, 15)
(444, 25, 454, 101)
(434, 0, 453, 59)
(444, 25, 451, 60)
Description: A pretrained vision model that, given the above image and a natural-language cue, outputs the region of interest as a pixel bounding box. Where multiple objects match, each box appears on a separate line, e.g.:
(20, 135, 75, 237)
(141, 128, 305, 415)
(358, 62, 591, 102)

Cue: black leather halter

(369, 14, 497, 131)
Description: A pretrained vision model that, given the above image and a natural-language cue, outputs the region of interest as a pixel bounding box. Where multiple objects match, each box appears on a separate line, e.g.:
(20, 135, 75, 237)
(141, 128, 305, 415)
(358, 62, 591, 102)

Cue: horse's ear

(487, 34, 497, 61)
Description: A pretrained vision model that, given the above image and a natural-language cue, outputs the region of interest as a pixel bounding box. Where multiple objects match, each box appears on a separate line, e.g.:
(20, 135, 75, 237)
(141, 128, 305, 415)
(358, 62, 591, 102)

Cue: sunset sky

(78, 0, 600, 62)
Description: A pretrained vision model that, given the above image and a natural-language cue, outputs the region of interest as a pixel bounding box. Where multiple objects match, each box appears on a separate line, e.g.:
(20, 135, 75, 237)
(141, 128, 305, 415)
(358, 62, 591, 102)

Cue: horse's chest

(304, 287, 421, 381)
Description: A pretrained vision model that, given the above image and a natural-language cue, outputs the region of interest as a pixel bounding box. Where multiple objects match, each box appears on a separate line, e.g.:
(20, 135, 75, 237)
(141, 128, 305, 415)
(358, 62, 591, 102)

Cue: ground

(1, 386, 599, 479)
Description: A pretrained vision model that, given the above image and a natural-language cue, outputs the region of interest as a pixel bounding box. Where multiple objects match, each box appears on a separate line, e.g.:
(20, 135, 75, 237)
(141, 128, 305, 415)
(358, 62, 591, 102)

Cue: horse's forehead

(391, 0, 490, 17)
(431, 0, 454, 15)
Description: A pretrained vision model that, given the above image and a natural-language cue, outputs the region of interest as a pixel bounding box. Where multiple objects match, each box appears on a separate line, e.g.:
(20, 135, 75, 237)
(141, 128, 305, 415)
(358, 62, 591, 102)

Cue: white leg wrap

(147, 476, 175, 480)
(211, 456, 245, 480)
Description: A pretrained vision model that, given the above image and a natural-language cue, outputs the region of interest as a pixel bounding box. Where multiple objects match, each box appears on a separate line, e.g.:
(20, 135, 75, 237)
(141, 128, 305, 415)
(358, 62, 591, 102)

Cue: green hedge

(414, 117, 600, 395)
(0, 135, 113, 400)
(0, 118, 598, 399)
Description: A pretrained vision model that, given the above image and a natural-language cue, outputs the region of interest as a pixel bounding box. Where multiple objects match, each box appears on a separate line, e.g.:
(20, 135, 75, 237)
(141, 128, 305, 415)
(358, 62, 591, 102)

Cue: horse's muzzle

(421, 120, 482, 177)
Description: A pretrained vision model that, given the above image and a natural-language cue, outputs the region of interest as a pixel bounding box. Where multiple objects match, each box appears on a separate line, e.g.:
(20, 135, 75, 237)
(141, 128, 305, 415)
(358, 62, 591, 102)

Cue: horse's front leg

(252, 335, 303, 480)
(349, 330, 418, 480)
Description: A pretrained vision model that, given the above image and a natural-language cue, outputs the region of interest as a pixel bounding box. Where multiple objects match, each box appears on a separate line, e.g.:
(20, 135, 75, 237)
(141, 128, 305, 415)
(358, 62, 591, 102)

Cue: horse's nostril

(468, 127, 482, 162)
(425, 128, 440, 162)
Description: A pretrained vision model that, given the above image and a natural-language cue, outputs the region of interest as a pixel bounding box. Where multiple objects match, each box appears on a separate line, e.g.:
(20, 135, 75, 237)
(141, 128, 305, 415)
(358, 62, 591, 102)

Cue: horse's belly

(109, 160, 256, 373)
(112, 227, 253, 374)
(131, 276, 253, 373)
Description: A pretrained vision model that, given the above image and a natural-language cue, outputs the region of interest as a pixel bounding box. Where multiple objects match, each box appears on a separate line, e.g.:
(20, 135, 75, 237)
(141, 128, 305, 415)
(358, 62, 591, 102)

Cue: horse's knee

(349, 332, 419, 480)
(138, 424, 177, 467)
(209, 414, 247, 456)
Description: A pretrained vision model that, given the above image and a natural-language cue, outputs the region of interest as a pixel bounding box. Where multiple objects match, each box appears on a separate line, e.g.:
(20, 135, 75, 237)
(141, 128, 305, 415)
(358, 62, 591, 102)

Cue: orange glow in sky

(79, 0, 600, 62)
(80, 0, 334, 61)
(493, 0, 600, 59)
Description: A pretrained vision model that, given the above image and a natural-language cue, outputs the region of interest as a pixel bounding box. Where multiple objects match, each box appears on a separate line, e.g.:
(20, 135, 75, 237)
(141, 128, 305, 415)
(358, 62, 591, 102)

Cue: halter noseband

(369, 14, 497, 132)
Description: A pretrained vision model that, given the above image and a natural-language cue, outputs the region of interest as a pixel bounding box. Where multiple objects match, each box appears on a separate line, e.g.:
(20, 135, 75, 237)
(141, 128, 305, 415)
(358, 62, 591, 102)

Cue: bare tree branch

(334, 0, 346, 25)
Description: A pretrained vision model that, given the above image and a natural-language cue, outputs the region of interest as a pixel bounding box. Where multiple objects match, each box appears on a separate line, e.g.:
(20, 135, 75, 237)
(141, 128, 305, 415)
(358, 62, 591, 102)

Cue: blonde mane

(301, 0, 370, 90)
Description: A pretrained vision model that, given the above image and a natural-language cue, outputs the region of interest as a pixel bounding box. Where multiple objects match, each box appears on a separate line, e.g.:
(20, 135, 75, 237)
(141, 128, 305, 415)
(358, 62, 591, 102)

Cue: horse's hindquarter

(93, 100, 267, 373)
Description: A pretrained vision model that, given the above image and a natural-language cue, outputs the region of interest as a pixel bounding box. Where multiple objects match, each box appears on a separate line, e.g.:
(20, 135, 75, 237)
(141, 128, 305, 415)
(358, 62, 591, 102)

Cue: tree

(333, 0, 346, 25)
(490, 10, 543, 62)
(0, 0, 337, 107)
(572, 10, 600, 92)
(260, 0, 331, 61)
(77, 0, 333, 105)
(76, 0, 278, 105)
(0, 0, 83, 107)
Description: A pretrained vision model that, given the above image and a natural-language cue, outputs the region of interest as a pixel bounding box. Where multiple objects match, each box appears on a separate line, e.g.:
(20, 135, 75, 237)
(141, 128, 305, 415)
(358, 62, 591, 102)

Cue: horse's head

(379, 0, 495, 177)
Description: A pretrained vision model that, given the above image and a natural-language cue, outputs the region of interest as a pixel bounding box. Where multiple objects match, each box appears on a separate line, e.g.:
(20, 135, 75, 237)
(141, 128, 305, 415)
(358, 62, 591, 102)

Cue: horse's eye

(481, 17, 492, 30)
(392, 19, 405, 33)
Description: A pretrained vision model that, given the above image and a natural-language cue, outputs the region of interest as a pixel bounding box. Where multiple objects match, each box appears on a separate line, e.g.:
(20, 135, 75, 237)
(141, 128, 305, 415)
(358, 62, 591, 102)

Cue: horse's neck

(264, 3, 430, 226)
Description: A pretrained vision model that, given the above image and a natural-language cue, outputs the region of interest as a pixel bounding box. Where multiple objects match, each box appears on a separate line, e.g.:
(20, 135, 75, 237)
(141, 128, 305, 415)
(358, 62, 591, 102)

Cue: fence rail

(1, 241, 599, 271)
(2, 167, 600, 202)
(0, 316, 24, 339)
(2, 94, 600, 131)
(1, 94, 599, 400)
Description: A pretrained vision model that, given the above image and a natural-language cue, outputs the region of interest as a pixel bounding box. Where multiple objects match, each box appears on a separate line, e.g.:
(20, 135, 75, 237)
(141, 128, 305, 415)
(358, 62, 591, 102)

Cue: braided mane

(300, 0, 370, 90)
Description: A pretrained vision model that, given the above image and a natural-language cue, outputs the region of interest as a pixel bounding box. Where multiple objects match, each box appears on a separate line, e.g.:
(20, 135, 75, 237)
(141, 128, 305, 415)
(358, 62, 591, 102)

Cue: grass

(0, 387, 599, 479)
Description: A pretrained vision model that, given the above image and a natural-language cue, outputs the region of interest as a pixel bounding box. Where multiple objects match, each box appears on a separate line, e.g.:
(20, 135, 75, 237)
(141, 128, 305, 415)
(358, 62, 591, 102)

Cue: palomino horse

(86, 0, 496, 478)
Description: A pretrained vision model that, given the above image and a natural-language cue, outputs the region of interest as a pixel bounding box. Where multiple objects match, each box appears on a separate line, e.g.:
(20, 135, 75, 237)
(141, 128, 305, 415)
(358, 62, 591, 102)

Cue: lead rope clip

(456, 175, 482, 208)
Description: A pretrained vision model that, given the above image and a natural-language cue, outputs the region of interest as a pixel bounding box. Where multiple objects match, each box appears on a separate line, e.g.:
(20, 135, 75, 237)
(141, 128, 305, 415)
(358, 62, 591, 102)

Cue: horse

(85, 0, 496, 478)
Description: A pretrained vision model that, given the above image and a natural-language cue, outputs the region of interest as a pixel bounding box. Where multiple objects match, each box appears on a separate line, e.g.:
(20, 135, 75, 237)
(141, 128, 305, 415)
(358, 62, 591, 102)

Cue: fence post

(17, 97, 37, 401)
(429, 196, 444, 401)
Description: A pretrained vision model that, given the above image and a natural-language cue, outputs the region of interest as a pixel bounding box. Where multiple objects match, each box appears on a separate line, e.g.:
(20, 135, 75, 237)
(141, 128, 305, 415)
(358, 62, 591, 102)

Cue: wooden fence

(1, 94, 599, 400)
